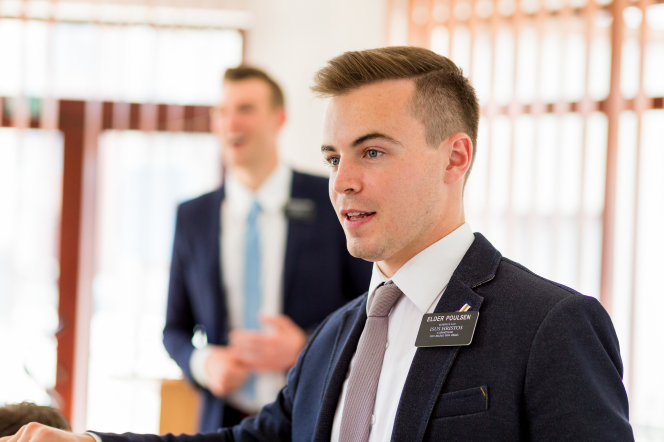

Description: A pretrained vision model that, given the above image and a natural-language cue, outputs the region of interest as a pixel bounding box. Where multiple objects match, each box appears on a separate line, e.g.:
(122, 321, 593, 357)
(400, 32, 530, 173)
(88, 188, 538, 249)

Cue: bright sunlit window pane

(539, 17, 562, 103)
(0, 128, 63, 406)
(86, 131, 222, 433)
(631, 110, 664, 439)
(430, 25, 450, 57)
(488, 115, 512, 214)
(516, 21, 538, 103)
(643, 38, 664, 97)
(493, 26, 515, 106)
(0, 19, 22, 96)
(588, 32, 612, 101)
(4, 19, 242, 104)
(451, 25, 472, 75)
(620, 37, 640, 99)
(611, 111, 638, 364)
(563, 21, 586, 102)
(472, 25, 492, 105)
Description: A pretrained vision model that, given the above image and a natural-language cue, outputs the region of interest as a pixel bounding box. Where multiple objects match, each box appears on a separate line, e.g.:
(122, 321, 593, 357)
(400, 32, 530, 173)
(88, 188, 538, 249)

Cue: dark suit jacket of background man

(106, 233, 632, 442)
(162, 170, 372, 432)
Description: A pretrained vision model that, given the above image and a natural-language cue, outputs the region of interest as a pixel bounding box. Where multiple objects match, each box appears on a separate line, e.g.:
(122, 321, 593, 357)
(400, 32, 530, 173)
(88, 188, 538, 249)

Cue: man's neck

(231, 155, 279, 191)
(377, 215, 465, 278)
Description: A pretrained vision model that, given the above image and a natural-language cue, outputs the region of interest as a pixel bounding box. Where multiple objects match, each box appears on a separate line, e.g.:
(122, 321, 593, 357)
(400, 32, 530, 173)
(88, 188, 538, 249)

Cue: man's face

(322, 79, 455, 267)
(212, 78, 284, 169)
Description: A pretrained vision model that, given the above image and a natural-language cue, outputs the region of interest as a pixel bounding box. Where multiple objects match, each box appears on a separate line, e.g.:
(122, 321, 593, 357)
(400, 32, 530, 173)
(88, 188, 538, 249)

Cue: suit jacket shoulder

(106, 233, 632, 442)
(291, 170, 328, 196)
(176, 187, 224, 230)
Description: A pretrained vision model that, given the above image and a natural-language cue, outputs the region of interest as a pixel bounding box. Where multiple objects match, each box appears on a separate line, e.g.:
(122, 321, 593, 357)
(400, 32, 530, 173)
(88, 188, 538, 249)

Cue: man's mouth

(227, 134, 245, 147)
(345, 211, 375, 221)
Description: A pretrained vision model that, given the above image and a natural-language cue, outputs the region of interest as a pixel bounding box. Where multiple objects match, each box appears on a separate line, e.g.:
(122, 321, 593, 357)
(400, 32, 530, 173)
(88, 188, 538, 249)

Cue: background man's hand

(0, 423, 94, 442)
(229, 314, 307, 372)
(205, 345, 250, 397)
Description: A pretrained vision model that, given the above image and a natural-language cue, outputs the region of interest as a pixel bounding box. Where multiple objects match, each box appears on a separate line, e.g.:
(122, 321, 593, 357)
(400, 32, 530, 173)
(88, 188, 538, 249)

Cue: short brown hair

(312, 46, 480, 181)
(0, 402, 71, 436)
(224, 66, 285, 109)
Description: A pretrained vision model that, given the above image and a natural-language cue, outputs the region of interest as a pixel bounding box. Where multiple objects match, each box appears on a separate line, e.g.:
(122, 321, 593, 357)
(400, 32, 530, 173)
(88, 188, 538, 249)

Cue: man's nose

(332, 158, 362, 195)
(221, 111, 242, 132)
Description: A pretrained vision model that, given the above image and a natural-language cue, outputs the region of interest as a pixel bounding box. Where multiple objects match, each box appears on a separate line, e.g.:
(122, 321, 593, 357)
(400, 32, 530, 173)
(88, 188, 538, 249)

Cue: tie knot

(368, 282, 403, 317)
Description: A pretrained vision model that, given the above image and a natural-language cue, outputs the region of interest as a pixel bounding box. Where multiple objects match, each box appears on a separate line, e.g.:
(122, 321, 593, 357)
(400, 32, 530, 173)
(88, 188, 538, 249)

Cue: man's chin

(346, 238, 385, 262)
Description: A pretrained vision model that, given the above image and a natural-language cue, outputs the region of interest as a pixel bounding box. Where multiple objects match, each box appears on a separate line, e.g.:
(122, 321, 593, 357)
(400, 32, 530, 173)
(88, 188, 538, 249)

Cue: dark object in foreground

(0, 402, 71, 437)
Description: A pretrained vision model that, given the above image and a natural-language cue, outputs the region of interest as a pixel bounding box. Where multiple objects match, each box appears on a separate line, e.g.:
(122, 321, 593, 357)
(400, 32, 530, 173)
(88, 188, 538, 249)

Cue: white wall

(244, 0, 388, 176)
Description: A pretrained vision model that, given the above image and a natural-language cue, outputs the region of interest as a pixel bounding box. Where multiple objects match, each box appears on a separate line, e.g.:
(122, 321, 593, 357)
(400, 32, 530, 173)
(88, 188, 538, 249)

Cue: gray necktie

(339, 282, 404, 442)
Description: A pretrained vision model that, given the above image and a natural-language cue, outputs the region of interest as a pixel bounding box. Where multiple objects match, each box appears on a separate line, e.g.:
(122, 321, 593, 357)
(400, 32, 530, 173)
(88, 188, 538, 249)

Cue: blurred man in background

(162, 66, 372, 431)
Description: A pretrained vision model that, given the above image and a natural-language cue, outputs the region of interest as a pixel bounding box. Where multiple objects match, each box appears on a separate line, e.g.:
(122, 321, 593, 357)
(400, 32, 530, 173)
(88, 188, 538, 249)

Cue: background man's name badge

(415, 311, 479, 347)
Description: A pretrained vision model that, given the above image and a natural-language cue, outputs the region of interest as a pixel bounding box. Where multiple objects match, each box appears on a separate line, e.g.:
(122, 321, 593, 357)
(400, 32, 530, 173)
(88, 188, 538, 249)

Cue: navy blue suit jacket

(105, 233, 632, 442)
(162, 170, 372, 432)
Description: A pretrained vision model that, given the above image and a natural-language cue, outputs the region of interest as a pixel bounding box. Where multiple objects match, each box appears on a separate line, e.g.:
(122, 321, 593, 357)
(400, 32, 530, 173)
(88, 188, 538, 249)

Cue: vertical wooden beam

(627, 0, 653, 398)
(576, 0, 599, 293)
(0, 97, 8, 127)
(55, 100, 86, 422)
(239, 29, 248, 64)
(55, 100, 102, 431)
(408, 0, 432, 47)
(506, 0, 525, 260)
(386, 0, 397, 45)
(600, 0, 627, 314)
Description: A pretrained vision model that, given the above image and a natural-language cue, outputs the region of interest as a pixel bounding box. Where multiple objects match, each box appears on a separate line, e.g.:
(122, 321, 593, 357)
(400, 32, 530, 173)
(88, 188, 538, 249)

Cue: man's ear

(443, 133, 472, 185)
(275, 107, 287, 130)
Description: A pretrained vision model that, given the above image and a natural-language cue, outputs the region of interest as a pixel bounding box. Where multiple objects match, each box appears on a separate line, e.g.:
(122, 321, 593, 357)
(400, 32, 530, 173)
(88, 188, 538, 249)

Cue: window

(0, 3, 243, 431)
(389, 0, 664, 438)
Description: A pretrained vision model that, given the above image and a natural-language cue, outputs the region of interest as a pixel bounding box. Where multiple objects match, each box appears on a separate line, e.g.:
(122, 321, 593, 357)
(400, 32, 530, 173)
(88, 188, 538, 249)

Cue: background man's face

(213, 78, 283, 169)
(322, 80, 451, 266)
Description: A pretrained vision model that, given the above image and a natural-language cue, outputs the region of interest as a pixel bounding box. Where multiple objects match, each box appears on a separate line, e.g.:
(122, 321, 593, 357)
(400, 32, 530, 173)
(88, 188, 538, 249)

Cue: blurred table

(159, 378, 201, 435)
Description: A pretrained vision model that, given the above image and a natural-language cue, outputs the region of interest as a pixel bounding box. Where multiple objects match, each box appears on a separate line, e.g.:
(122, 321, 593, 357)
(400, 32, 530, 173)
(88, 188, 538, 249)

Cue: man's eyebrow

(321, 132, 402, 153)
(351, 132, 403, 147)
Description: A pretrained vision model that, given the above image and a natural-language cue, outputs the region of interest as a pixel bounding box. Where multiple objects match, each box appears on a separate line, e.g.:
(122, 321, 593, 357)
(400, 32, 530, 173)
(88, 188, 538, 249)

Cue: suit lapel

(391, 278, 483, 442)
(391, 233, 501, 442)
(312, 297, 368, 442)
(282, 172, 311, 303)
(201, 186, 226, 343)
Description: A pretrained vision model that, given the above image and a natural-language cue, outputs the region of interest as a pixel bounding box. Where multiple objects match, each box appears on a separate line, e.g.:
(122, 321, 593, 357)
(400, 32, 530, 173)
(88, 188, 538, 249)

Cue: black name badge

(284, 198, 315, 222)
(415, 312, 479, 347)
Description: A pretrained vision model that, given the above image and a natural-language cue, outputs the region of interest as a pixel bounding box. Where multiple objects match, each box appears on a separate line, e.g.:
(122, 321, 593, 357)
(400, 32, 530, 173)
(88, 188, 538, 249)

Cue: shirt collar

(366, 223, 475, 314)
(224, 163, 292, 215)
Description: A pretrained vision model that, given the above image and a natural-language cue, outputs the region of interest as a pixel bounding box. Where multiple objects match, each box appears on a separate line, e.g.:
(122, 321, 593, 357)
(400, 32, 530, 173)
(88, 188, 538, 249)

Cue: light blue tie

(241, 200, 261, 399)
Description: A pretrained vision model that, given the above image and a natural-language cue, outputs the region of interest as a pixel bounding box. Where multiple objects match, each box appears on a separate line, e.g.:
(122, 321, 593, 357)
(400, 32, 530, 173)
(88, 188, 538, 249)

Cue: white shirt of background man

(190, 163, 292, 413)
(330, 223, 476, 442)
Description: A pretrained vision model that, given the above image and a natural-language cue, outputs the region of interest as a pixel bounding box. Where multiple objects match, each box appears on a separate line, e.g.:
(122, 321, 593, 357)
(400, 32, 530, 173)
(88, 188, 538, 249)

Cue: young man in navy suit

(5, 47, 633, 442)
(162, 66, 372, 431)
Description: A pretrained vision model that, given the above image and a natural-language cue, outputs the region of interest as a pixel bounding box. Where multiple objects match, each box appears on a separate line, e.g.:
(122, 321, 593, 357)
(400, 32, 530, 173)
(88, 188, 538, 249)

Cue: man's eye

(327, 157, 340, 166)
(367, 149, 381, 158)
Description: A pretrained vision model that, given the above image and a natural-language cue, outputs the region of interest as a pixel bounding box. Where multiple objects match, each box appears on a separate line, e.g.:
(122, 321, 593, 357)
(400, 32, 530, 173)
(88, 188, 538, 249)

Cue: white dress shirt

(190, 163, 292, 413)
(330, 223, 475, 442)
